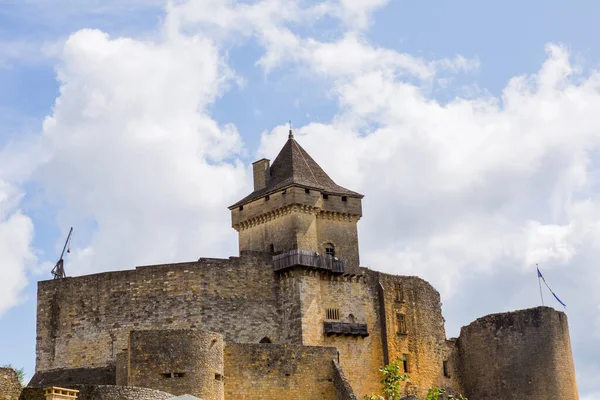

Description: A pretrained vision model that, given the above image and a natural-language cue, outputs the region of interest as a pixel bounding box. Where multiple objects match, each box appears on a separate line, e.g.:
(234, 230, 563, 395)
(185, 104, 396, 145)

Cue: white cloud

(256, 37, 600, 396)
(32, 28, 247, 276)
(0, 179, 34, 316)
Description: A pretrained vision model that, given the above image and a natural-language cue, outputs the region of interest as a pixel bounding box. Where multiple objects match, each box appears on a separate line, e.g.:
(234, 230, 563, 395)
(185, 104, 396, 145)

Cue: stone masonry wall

(295, 268, 384, 397)
(377, 272, 461, 398)
(238, 211, 301, 254)
(1, 367, 21, 400)
(29, 366, 115, 387)
(458, 306, 579, 400)
(315, 213, 361, 275)
(223, 342, 338, 400)
(277, 269, 304, 344)
(20, 385, 173, 400)
(35, 253, 281, 373)
(232, 187, 362, 273)
(332, 360, 357, 400)
(128, 329, 224, 400)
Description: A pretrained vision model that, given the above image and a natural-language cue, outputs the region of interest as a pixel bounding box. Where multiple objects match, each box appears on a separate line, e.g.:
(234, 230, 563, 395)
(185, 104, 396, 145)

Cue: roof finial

(288, 120, 294, 139)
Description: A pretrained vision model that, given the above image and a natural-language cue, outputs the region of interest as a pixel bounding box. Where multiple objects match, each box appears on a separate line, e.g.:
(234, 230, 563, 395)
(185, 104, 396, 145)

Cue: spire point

(288, 120, 294, 139)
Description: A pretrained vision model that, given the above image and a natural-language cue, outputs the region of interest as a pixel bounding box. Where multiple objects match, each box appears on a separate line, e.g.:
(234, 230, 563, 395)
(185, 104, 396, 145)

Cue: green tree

(364, 357, 409, 400)
(426, 387, 467, 400)
(364, 358, 468, 400)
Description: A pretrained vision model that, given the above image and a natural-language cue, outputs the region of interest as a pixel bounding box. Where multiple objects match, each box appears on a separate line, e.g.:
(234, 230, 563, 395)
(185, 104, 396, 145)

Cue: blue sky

(2, 0, 600, 397)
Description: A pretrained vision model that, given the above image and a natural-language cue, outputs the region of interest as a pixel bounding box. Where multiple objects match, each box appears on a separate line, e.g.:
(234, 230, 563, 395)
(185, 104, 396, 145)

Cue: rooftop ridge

(229, 136, 362, 209)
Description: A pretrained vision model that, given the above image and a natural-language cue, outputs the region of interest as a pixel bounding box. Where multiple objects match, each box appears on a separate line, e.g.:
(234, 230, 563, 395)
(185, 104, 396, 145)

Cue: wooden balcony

(323, 322, 369, 337)
(272, 249, 345, 274)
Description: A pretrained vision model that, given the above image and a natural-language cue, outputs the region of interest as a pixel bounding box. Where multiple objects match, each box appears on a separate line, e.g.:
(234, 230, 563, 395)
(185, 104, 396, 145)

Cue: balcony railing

(272, 249, 344, 274)
(323, 322, 369, 337)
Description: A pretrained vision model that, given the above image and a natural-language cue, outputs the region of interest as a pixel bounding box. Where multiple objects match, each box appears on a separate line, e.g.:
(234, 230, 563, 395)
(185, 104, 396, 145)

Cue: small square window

(325, 245, 335, 257)
(282, 189, 287, 195)
(265, 195, 270, 201)
(322, 193, 329, 200)
(239, 205, 243, 211)
(305, 188, 310, 194)
(341, 196, 347, 202)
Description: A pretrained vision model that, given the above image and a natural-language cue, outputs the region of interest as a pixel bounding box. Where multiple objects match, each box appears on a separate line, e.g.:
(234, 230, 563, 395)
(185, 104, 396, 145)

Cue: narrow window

(161, 372, 185, 378)
(325, 244, 335, 257)
(305, 188, 310, 194)
(282, 189, 287, 195)
(322, 193, 329, 199)
(269, 244, 275, 253)
(239, 205, 244, 211)
(397, 313, 407, 335)
(395, 283, 405, 302)
(402, 354, 409, 373)
(259, 337, 272, 343)
(342, 196, 348, 202)
(443, 360, 450, 377)
(348, 314, 356, 323)
(265, 195, 270, 201)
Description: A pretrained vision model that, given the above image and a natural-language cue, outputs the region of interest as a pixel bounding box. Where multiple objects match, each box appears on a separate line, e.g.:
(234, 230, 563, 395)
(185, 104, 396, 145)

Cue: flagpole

(537, 264, 544, 306)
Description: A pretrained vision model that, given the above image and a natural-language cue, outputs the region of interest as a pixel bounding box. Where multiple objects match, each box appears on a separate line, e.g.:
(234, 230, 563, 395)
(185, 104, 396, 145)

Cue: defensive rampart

(127, 329, 224, 400)
(377, 272, 461, 397)
(223, 342, 339, 399)
(35, 252, 282, 372)
(458, 306, 578, 400)
(290, 268, 384, 396)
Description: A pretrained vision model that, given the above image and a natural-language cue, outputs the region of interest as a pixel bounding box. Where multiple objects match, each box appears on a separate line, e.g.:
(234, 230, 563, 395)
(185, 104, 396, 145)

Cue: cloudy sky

(1, 0, 599, 396)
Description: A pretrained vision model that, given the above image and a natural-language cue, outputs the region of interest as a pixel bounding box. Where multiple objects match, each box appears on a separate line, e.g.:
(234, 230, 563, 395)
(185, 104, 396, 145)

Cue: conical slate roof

(229, 134, 362, 209)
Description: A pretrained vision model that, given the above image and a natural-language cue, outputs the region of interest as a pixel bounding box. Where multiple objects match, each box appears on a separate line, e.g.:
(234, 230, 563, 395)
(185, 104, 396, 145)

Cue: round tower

(128, 329, 224, 400)
(458, 306, 578, 400)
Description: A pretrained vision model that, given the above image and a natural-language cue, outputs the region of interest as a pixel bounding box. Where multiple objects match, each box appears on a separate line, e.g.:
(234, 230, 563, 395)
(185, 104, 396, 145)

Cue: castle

(18, 130, 578, 400)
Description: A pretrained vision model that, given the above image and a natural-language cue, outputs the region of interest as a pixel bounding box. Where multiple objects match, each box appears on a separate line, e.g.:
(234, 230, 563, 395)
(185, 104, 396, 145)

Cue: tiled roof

(229, 135, 363, 209)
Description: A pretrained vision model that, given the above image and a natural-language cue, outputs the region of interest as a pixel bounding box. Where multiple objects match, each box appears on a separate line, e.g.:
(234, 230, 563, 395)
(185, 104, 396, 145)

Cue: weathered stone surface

(28, 366, 115, 387)
(293, 268, 384, 396)
(232, 186, 363, 274)
(0, 367, 22, 400)
(332, 360, 357, 400)
(458, 306, 578, 400)
(128, 329, 223, 400)
(20, 385, 173, 400)
(377, 272, 461, 398)
(35, 252, 281, 373)
(224, 342, 338, 399)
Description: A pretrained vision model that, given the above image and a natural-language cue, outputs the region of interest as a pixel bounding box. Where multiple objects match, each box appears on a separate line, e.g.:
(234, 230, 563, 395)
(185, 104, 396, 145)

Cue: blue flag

(537, 267, 566, 308)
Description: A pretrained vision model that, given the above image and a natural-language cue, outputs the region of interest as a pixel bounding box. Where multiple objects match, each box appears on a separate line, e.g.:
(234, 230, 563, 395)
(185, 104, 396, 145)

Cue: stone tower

(229, 130, 364, 273)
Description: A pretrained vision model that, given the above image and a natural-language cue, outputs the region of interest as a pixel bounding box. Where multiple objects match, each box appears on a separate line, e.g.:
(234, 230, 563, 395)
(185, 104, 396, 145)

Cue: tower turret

(229, 132, 363, 273)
